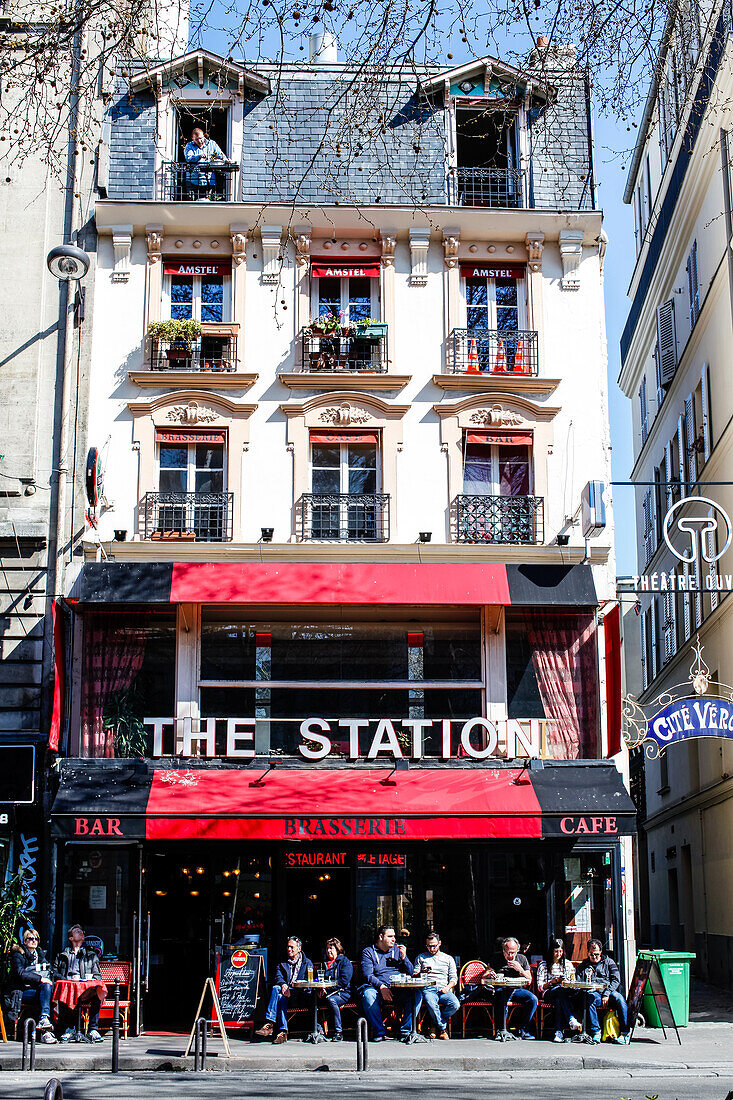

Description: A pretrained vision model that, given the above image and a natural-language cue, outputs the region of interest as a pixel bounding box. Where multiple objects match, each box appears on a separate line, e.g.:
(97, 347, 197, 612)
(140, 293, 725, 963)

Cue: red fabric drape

(80, 615, 147, 757)
(49, 601, 65, 752)
(527, 612, 598, 759)
(604, 605, 622, 756)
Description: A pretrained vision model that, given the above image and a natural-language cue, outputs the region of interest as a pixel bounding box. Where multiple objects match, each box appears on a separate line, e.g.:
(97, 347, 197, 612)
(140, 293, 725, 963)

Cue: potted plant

(308, 312, 343, 337)
(103, 688, 149, 758)
(355, 317, 388, 339)
(147, 318, 202, 367)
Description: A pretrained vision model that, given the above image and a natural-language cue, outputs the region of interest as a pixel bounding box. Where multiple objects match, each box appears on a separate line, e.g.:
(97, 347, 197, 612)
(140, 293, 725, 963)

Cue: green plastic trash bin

(638, 949, 696, 1027)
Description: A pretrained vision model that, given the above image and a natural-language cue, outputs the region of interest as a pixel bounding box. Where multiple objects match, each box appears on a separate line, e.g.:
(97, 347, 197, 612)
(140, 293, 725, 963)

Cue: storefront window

(79, 613, 176, 757)
(199, 612, 483, 755)
(555, 849, 616, 962)
(505, 610, 599, 759)
(61, 845, 134, 960)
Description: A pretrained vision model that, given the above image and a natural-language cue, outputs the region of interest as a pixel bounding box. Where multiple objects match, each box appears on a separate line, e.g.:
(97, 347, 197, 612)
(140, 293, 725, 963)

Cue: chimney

(310, 32, 338, 63)
(536, 35, 550, 47)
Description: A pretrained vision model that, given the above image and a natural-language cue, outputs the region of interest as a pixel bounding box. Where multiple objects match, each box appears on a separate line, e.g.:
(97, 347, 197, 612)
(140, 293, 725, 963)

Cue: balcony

(447, 329, 539, 376)
(299, 329, 388, 373)
(143, 493, 234, 542)
(455, 494, 544, 544)
(150, 329, 238, 373)
(297, 494, 390, 542)
(156, 161, 238, 202)
(448, 167, 525, 208)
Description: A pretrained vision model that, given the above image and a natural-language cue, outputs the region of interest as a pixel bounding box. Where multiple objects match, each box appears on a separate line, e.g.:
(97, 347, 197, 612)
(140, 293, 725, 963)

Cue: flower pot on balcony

(167, 348, 192, 370)
(356, 322, 387, 339)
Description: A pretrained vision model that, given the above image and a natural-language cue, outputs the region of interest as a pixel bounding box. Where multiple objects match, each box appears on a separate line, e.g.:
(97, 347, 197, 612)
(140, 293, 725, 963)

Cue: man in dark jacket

(359, 924, 414, 1041)
(483, 936, 538, 1039)
(255, 936, 313, 1044)
(8, 929, 57, 1042)
(53, 924, 104, 1043)
(579, 939, 630, 1044)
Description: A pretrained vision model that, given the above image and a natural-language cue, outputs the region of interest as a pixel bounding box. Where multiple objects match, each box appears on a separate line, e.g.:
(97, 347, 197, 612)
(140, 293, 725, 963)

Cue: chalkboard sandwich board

(214, 946, 265, 1031)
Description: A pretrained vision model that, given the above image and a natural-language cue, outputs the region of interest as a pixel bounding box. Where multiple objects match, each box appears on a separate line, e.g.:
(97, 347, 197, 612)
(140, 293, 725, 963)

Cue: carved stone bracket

(468, 405, 524, 426)
(443, 232, 460, 269)
(559, 229, 583, 290)
(230, 232, 247, 267)
(111, 224, 133, 283)
(260, 225, 283, 285)
(146, 226, 163, 265)
(409, 228, 430, 286)
(525, 231, 545, 274)
(319, 403, 371, 426)
(295, 233, 311, 268)
(381, 234, 396, 268)
(167, 402, 218, 424)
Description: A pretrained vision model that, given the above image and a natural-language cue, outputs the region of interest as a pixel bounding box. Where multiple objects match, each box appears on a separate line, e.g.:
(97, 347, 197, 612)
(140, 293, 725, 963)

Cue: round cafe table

(389, 975, 437, 1044)
(52, 979, 108, 1037)
(481, 976, 530, 1041)
(561, 979, 606, 1043)
(291, 980, 338, 1043)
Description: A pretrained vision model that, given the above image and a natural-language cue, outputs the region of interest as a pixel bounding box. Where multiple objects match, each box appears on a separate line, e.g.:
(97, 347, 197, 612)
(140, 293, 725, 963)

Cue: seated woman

(8, 929, 57, 1043)
(536, 937, 583, 1043)
(321, 937, 353, 1041)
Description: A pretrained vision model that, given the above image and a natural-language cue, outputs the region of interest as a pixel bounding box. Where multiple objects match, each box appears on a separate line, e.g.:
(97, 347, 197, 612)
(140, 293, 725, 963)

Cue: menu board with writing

(214, 946, 266, 1031)
(627, 954, 680, 1044)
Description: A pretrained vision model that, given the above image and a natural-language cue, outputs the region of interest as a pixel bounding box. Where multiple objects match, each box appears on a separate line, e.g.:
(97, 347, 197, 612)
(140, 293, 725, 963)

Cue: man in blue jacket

(256, 936, 312, 1044)
(359, 925, 413, 1041)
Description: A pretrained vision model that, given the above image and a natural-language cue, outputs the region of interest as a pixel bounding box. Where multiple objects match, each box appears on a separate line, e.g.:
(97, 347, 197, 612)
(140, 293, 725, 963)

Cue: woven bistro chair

(458, 960, 494, 1037)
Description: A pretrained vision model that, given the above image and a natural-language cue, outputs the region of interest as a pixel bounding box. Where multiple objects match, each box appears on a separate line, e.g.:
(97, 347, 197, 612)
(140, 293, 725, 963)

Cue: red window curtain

(80, 615, 148, 757)
(526, 612, 598, 759)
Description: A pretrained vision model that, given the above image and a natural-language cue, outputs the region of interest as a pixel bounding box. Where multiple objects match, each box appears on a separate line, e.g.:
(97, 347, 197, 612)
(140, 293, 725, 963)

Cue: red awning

(163, 261, 231, 276)
(144, 767, 543, 840)
(310, 430, 379, 444)
(311, 262, 380, 278)
(460, 263, 526, 279)
(467, 430, 533, 446)
(156, 429, 227, 444)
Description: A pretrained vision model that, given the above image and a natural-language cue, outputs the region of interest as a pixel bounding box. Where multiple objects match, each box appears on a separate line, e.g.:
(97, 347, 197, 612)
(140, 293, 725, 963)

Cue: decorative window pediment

(129, 50, 270, 100)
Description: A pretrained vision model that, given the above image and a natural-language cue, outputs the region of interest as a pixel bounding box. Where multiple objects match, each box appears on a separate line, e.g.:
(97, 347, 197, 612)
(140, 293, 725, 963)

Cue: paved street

(2, 1071, 733, 1100)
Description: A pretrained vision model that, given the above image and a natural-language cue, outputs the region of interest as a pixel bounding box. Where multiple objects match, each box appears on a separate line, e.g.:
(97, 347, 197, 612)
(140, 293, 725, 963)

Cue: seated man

(483, 936, 538, 1040)
(256, 936, 312, 1044)
(54, 923, 104, 1043)
(414, 931, 459, 1039)
(184, 127, 228, 199)
(579, 938, 630, 1044)
(359, 924, 413, 1042)
(9, 928, 57, 1043)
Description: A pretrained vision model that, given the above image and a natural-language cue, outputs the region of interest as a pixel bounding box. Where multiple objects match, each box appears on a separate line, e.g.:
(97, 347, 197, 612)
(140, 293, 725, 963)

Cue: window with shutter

(657, 299, 677, 384)
(685, 392, 697, 484)
(694, 552, 703, 628)
(701, 364, 712, 460)
(641, 612, 648, 691)
(707, 512, 719, 612)
(651, 597, 659, 680)
(654, 464, 665, 542)
(654, 342, 665, 409)
(640, 377, 648, 444)
(682, 562, 692, 640)
(687, 240, 699, 328)
(643, 489, 655, 566)
(677, 414, 687, 494)
(664, 440, 675, 510)
(662, 589, 675, 662)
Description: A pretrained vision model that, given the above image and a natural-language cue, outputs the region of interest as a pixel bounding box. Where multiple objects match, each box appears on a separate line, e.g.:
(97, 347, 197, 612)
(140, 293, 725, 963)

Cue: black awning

(532, 762, 636, 837)
(506, 564, 597, 606)
(51, 760, 152, 838)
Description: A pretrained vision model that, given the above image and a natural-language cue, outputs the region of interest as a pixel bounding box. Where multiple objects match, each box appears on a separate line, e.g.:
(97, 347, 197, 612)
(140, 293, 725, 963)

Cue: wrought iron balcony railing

(447, 328, 539, 376)
(448, 167, 525, 208)
(150, 336, 237, 373)
(299, 329, 388, 373)
(156, 161, 238, 202)
(298, 493, 390, 542)
(455, 494, 544, 544)
(143, 492, 234, 542)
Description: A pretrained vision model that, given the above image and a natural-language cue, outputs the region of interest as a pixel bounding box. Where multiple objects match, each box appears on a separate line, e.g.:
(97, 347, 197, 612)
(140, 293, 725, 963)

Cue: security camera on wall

(581, 480, 606, 539)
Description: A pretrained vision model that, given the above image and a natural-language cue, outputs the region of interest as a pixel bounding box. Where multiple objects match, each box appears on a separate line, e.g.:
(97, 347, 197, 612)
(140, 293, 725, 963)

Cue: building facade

(48, 39, 634, 1032)
(619, 0, 733, 988)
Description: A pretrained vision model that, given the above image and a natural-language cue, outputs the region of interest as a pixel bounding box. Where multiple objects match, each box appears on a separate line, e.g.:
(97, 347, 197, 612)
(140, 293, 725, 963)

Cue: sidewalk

(2, 979, 731, 1074)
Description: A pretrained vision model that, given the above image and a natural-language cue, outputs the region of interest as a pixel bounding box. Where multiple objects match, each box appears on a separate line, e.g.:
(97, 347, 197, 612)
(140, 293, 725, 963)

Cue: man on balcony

(184, 127, 228, 200)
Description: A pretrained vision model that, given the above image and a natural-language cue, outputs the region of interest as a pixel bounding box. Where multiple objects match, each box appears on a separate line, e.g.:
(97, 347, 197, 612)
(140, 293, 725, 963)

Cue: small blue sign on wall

(647, 696, 733, 747)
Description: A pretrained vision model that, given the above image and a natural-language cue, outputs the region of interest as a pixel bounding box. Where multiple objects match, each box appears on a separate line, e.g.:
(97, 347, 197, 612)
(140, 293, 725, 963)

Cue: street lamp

(46, 243, 90, 281)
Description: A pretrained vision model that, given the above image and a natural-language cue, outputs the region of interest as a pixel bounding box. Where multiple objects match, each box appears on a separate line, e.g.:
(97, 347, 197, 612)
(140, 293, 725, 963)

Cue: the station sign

(141, 715, 547, 761)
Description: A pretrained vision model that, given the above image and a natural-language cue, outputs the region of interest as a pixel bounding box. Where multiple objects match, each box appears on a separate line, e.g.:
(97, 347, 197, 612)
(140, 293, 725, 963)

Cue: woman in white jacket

(536, 937, 583, 1043)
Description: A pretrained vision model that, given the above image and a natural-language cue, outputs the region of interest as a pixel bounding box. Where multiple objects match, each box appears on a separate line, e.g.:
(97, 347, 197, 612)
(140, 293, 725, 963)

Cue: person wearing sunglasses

(9, 929, 58, 1042)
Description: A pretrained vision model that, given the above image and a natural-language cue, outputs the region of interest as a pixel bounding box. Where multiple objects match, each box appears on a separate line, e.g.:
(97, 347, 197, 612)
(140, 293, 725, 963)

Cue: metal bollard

(111, 979, 120, 1074)
(44, 1080, 63, 1100)
(355, 1017, 368, 1072)
(21, 1017, 36, 1071)
(193, 1016, 207, 1071)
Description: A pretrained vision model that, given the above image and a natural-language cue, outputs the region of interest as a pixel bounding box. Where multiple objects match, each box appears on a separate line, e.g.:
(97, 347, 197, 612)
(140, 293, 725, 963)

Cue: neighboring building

(48, 38, 634, 1032)
(619, 0, 733, 988)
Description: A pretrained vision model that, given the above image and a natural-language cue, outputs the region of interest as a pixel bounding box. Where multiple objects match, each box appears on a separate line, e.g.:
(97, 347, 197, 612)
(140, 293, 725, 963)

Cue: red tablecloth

(52, 979, 107, 1012)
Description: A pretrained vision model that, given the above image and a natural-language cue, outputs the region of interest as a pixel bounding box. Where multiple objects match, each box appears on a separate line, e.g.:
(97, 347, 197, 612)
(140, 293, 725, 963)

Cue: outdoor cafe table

(481, 976, 530, 1041)
(561, 979, 607, 1043)
(388, 975, 437, 1044)
(290, 979, 338, 1044)
(52, 979, 108, 1035)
